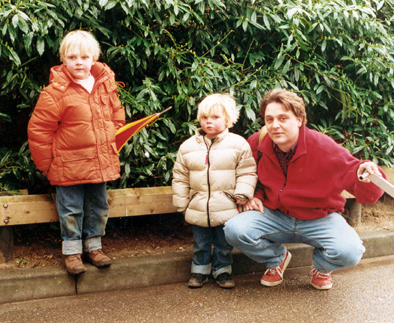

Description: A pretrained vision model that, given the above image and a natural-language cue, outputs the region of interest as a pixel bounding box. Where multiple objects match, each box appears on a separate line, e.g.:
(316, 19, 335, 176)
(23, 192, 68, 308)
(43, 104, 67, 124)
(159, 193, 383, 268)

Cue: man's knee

(223, 216, 241, 245)
(326, 239, 365, 268)
(224, 212, 260, 246)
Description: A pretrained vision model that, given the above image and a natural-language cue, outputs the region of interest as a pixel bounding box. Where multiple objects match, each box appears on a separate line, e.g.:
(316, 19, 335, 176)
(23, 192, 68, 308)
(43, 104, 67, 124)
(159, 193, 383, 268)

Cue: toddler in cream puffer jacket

(172, 93, 257, 289)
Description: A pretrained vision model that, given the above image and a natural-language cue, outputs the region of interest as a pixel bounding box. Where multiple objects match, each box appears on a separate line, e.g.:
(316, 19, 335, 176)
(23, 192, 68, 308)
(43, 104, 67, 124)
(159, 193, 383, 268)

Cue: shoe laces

(264, 266, 283, 278)
(218, 273, 232, 281)
(67, 254, 82, 263)
(311, 266, 331, 278)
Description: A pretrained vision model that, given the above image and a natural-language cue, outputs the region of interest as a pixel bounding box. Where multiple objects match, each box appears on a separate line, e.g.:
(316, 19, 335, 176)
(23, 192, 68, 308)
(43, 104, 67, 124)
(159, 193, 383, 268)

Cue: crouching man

(224, 88, 386, 290)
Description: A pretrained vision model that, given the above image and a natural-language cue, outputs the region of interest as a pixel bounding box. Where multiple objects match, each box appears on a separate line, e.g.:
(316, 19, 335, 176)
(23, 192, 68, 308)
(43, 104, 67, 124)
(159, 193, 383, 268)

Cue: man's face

(63, 50, 95, 80)
(265, 102, 302, 152)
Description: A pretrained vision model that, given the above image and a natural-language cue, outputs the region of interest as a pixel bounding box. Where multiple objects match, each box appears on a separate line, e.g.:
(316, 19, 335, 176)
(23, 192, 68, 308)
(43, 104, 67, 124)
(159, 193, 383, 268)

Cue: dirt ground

(1, 196, 394, 270)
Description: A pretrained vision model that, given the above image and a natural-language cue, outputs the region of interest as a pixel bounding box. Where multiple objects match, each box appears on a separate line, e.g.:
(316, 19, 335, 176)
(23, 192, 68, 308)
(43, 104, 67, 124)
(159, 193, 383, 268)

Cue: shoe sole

(188, 277, 208, 288)
(260, 251, 292, 287)
(89, 261, 111, 268)
(83, 255, 111, 268)
(311, 282, 332, 290)
(216, 281, 235, 289)
(66, 267, 86, 275)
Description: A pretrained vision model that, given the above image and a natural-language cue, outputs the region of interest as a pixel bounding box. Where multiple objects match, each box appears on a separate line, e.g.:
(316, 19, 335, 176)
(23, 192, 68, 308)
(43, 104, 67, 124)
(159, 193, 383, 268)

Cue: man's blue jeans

(192, 225, 233, 278)
(224, 208, 365, 273)
(56, 183, 109, 255)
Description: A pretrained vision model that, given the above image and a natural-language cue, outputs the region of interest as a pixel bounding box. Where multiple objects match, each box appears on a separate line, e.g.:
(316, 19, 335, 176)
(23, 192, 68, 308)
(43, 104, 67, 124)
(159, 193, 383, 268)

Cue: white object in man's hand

(357, 161, 382, 183)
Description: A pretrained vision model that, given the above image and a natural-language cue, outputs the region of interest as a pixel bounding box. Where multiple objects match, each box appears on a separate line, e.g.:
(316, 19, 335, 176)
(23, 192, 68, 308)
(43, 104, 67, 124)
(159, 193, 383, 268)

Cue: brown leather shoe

(65, 254, 86, 275)
(85, 249, 111, 268)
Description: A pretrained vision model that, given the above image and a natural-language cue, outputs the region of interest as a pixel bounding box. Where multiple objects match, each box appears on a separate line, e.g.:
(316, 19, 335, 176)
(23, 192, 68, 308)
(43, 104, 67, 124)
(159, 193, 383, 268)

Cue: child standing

(172, 94, 257, 288)
(28, 30, 125, 275)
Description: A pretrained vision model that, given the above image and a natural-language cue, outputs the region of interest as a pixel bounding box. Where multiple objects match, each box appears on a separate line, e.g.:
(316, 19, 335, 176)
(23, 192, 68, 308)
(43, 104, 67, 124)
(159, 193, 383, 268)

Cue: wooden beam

(0, 187, 177, 227)
(0, 186, 355, 227)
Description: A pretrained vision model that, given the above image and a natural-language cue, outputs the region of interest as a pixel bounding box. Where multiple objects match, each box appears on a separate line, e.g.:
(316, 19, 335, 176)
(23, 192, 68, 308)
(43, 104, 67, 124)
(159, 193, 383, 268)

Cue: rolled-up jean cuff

(191, 262, 212, 275)
(212, 265, 232, 279)
(83, 237, 102, 253)
(62, 240, 83, 255)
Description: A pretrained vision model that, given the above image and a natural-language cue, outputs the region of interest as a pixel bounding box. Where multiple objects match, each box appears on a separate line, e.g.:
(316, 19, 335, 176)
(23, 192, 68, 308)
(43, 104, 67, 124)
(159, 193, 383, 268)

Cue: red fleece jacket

(248, 126, 386, 220)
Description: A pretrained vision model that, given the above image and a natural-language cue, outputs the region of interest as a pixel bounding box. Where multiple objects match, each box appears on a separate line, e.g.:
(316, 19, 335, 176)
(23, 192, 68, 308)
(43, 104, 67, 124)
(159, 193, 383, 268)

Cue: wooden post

(342, 191, 361, 227)
(0, 226, 13, 263)
(347, 199, 362, 227)
(0, 193, 14, 263)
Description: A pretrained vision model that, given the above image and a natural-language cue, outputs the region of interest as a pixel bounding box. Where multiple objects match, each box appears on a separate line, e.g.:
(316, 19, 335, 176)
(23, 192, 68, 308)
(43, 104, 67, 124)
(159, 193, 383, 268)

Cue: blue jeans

(224, 208, 365, 273)
(192, 225, 233, 278)
(56, 183, 109, 255)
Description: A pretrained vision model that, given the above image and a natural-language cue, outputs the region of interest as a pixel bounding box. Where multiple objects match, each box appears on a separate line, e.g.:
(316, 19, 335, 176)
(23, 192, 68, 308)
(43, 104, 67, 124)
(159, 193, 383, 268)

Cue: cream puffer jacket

(172, 128, 258, 227)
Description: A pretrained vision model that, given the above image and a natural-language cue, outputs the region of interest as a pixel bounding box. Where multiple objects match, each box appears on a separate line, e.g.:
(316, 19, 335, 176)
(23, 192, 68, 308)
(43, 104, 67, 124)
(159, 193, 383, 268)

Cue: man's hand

(358, 161, 382, 183)
(243, 197, 264, 213)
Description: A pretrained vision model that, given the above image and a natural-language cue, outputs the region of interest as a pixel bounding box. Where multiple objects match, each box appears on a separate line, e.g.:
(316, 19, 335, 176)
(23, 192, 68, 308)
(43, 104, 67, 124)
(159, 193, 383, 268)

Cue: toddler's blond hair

(59, 30, 100, 62)
(197, 93, 239, 128)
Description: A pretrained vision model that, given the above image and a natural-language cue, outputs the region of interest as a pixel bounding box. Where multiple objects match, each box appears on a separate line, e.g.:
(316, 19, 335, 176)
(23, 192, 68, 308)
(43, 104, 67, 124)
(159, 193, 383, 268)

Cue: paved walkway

(1, 228, 394, 305)
(1, 255, 394, 322)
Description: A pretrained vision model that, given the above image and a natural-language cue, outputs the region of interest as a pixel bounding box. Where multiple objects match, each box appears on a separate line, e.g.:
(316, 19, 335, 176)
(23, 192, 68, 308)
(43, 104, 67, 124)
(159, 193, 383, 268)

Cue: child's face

(63, 49, 95, 80)
(200, 109, 228, 139)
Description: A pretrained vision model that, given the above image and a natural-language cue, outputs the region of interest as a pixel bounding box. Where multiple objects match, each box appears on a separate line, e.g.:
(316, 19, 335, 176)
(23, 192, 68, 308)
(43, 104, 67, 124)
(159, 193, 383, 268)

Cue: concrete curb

(1, 228, 394, 305)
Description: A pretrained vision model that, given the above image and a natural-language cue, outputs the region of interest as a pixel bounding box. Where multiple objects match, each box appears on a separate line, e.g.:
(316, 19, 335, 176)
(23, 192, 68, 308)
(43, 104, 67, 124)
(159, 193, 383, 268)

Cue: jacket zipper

(278, 175, 287, 204)
(205, 137, 215, 227)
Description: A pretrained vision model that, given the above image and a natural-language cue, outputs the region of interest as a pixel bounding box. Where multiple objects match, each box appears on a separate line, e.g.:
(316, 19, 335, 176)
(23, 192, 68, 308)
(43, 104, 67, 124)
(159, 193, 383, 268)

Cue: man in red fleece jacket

(224, 88, 386, 290)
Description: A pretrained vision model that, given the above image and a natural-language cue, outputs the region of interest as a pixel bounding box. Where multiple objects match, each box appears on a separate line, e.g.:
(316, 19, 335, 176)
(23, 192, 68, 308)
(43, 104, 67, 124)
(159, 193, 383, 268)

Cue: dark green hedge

(1, 0, 394, 192)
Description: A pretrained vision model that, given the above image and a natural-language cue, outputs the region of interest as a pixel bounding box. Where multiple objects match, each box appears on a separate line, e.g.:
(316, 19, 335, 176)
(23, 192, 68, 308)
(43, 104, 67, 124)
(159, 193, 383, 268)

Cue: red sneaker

(260, 251, 292, 287)
(310, 266, 332, 290)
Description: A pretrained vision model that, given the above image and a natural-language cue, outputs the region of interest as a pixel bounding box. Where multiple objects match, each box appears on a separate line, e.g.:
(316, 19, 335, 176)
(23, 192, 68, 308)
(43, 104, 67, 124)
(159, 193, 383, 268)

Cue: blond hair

(59, 30, 100, 62)
(197, 93, 239, 128)
(259, 88, 307, 125)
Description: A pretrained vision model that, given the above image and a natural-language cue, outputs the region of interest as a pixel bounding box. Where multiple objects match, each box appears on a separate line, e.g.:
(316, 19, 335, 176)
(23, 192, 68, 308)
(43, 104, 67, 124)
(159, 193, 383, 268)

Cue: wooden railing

(0, 186, 361, 263)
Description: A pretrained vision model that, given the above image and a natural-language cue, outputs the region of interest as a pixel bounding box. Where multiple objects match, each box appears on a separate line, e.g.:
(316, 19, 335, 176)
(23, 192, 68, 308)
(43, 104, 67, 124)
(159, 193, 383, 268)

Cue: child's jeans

(56, 183, 109, 256)
(191, 225, 233, 279)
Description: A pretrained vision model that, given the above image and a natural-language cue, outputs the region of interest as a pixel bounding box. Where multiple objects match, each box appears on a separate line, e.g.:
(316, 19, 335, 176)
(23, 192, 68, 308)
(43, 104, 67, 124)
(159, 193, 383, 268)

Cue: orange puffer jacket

(28, 62, 125, 186)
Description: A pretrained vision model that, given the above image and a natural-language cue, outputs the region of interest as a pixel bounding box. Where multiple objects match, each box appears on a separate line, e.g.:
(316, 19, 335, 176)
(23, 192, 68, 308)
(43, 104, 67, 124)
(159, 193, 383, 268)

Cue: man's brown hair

(259, 88, 307, 125)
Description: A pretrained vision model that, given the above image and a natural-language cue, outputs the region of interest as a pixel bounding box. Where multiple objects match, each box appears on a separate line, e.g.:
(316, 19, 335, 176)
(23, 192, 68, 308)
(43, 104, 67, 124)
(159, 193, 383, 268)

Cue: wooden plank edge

(0, 187, 177, 226)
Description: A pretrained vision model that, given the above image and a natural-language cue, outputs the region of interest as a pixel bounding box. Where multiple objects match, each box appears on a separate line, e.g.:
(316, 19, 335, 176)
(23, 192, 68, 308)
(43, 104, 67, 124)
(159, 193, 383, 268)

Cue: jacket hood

(49, 62, 113, 93)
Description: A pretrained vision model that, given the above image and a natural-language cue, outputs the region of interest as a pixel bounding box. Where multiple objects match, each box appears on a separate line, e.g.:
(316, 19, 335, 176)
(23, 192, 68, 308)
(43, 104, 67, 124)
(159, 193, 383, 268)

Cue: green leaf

(37, 38, 45, 56)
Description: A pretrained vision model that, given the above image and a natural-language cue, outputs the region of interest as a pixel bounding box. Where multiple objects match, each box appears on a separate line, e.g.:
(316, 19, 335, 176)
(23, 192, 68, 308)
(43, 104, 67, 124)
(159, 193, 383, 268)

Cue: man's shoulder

(247, 131, 261, 150)
(304, 127, 351, 156)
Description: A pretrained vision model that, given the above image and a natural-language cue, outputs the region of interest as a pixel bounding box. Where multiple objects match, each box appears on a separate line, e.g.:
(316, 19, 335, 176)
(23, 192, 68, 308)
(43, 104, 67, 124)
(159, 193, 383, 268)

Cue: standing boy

(172, 94, 257, 288)
(28, 30, 125, 275)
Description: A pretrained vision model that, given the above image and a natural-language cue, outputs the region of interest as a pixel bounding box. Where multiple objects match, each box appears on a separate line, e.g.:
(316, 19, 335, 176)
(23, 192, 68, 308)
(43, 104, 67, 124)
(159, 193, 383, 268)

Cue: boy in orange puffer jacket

(28, 30, 125, 275)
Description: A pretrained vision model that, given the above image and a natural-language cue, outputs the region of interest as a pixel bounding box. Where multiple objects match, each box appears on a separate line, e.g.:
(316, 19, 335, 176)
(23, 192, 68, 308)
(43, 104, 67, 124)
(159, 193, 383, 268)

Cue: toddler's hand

(236, 198, 247, 205)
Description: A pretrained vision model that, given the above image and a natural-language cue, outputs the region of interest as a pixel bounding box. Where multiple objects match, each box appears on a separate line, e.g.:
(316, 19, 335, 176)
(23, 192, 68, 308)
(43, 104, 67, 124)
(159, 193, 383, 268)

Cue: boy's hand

(243, 197, 264, 213)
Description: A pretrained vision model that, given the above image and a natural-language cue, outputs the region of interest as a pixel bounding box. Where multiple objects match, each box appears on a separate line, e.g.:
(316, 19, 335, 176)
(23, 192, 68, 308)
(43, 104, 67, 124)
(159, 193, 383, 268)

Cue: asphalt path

(1, 255, 393, 323)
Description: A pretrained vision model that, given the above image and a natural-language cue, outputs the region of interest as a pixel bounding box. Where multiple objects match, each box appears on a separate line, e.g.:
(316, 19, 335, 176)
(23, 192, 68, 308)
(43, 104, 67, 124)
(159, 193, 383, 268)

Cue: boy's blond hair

(197, 93, 239, 128)
(59, 30, 100, 62)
